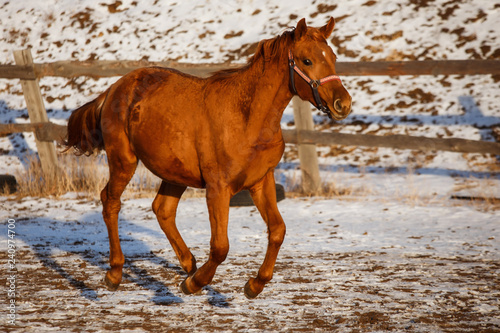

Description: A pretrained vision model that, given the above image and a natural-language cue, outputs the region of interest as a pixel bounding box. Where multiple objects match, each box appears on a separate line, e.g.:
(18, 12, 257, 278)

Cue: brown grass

(4, 154, 498, 211)
(451, 177, 500, 211)
(284, 168, 372, 199)
(4, 153, 209, 200)
(8, 153, 160, 199)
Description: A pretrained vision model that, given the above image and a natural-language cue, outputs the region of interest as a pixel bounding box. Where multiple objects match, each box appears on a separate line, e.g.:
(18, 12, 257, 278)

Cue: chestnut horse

(66, 17, 351, 298)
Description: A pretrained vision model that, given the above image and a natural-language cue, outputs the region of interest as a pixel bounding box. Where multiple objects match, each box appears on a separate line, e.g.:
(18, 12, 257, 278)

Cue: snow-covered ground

(1, 194, 499, 332)
(1, 0, 499, 331)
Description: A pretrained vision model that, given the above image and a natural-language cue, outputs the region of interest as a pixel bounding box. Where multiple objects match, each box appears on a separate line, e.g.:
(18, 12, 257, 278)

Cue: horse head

(289, 17, 352, 120)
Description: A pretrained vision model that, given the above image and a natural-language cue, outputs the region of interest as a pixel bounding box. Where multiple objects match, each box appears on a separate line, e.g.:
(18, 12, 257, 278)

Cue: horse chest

(238, 139, 285, 183)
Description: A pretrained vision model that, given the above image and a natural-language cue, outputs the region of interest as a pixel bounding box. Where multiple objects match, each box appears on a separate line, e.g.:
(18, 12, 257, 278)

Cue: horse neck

(240, 52, 292, 133)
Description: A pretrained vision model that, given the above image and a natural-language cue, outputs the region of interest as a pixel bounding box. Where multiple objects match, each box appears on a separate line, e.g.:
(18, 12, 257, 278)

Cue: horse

(65, 17, 352, 298)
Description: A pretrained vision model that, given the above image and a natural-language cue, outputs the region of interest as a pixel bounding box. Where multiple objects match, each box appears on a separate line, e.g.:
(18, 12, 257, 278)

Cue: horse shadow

(15, 210, 229, 307)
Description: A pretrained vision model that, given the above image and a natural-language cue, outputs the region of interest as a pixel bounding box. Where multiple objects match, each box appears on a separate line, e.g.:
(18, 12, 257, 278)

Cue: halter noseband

(288, 49, 341, 119)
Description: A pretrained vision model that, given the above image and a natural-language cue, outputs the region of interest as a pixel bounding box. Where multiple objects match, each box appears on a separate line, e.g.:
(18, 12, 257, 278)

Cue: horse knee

(269, 220, 286, 247)
(210, 243, 229, 264)
(152, 196, 162, 217)
(100, 185, 108, 203)
(152, 198, 176, 235)
(101, 186, 122, 216)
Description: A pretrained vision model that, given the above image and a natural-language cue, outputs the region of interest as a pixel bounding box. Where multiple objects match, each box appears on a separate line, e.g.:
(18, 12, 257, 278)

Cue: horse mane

(209, 29, 295, 81)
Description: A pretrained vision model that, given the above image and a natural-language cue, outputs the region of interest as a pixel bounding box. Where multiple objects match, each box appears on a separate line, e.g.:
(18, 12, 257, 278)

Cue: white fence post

(292, 97, 321, 194)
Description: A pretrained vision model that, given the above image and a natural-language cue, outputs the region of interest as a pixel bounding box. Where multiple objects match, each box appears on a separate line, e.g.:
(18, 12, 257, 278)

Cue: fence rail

(0, 122, 66, 142)
(2, 49, 500, 192)
(282, 129, 500, 155)
(2, 59, 500, 79)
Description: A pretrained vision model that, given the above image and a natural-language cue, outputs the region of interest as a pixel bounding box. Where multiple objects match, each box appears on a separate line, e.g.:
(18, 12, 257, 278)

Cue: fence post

(292, 96, 321, 194)
(13, 49, 58, 177)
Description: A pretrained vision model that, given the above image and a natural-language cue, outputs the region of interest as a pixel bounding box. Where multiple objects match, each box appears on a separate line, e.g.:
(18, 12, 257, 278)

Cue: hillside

(1, 0, 499, 185)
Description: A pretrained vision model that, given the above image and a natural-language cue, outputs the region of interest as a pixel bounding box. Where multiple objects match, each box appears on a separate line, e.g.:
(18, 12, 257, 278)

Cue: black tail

(64, 91, 108, 155)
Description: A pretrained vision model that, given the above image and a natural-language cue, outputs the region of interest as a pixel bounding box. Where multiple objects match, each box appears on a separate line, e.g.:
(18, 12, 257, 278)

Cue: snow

(1, 194, 499, 332)
(1, 0, 499, 331)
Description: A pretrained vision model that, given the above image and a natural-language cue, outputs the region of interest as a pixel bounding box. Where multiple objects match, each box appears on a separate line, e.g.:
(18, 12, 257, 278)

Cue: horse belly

(133, 131, 203, 188)
(144, 153, 203, 188)
(128, 103, 204, 188)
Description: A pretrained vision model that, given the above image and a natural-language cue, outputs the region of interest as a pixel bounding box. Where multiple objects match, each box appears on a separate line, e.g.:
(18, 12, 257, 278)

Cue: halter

(288, 49, 341, 118)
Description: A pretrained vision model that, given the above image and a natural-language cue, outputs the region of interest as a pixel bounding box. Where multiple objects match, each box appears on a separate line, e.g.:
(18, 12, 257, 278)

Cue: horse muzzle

(329, 97, 352, 120)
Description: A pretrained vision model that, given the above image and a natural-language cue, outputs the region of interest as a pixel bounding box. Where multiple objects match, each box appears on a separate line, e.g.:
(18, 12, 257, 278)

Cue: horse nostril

(334, 99, 342, 112)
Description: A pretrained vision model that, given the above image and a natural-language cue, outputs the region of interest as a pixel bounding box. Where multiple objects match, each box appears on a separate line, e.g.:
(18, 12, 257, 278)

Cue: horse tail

(64, 90, 108, 155)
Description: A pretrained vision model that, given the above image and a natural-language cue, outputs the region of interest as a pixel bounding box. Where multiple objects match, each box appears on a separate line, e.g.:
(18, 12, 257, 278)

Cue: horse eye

(302, 59, 312, 66)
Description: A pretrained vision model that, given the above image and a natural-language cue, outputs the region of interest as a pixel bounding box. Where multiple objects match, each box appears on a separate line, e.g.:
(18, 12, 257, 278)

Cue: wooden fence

(3, 58, 500, 79)
(1, 49, 500, 192)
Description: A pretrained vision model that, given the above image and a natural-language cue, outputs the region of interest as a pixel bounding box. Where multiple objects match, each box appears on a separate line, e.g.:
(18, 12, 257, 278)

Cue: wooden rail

(336, 59, 500, 76)
(282, 129, 500, 155)
(0, 122, 66, 142)
(2, 59, 500, 79)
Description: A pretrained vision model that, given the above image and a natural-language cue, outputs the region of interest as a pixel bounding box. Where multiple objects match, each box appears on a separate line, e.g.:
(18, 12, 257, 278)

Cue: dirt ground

(2, 234, 499, 332)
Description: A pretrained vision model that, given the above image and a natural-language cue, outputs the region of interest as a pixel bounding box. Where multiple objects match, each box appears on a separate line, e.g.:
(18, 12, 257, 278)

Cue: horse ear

(295, 18, 308, 40)
(320, 17, 335, 39)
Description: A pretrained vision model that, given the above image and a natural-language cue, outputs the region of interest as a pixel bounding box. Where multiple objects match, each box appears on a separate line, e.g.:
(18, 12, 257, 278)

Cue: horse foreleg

(245, 172, 286, 298)
(180, 185, 231, 295)
(152, 182, 197, 275)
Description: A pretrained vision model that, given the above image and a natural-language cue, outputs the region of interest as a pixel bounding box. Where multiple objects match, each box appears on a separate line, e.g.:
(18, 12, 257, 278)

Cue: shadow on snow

(13, 210, 229, 307)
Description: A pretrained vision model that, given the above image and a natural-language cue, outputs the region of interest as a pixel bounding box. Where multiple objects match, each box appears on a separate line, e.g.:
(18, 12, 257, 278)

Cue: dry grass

(7, 154, 365, 201)
(451, 177, 500, 211)
(11, 153, 107, 199)
(3, 154, 498, 211)
(7, 153, 160, 200)
(3, 153, 208, 200)
(284, 168, 373, 199)
(282, 167, 499, 211)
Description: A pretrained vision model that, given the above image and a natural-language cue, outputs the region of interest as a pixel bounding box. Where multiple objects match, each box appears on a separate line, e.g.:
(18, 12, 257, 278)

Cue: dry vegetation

(4, 152, 498, 211)
(4, 151, 366, 201)
(6, 153, 161, 200)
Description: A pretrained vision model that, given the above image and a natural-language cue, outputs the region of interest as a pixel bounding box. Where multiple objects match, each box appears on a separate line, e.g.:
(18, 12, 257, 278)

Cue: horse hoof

(180, 277, 202, 295)
(180, 279, 191, 295)
(104, 274, 120, 291)
(244, 280, 260, 299)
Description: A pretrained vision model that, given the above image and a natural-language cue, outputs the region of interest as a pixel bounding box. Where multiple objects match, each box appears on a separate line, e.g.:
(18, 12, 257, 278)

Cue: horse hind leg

(101, 147, 138, 291)
(152, 182, 197, 275)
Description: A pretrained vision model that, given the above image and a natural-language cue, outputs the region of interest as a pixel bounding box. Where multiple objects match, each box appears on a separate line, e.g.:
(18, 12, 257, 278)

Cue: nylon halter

(288, 49, 341, 118)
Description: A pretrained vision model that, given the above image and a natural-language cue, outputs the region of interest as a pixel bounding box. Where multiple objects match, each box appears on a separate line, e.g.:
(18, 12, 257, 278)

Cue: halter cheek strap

(288, 50, 341, 118)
